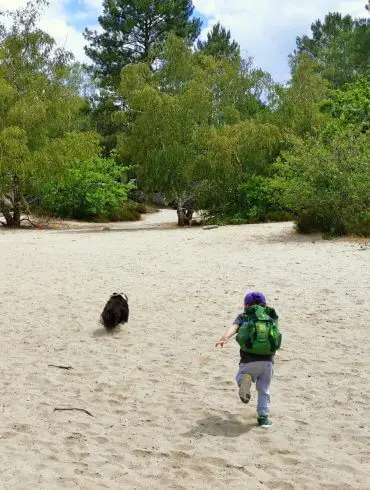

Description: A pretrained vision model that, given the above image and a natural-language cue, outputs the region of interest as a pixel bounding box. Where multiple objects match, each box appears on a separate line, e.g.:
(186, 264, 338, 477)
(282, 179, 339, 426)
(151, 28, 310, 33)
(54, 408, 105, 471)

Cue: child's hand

(215, 324, 238, 348)
(215, 339, 226, 347)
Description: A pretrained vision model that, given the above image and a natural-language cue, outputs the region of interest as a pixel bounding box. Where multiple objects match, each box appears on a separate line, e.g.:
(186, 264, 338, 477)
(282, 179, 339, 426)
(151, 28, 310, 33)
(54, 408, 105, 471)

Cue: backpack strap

(240, 313, 254, 349)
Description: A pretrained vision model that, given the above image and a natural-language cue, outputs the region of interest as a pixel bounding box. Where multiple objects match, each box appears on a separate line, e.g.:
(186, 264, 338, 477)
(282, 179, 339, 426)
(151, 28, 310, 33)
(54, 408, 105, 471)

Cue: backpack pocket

(269, 326, 282, 352)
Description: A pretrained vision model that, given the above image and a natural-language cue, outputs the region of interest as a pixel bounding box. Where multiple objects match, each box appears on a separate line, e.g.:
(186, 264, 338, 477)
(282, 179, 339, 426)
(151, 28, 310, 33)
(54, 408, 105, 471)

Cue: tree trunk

(12, 204, 21, 227)
(186, 209, 194, 224)
(0, 176, 26, 227)
(176, 194, 194, 227)
(0, 205, 15, 227)
(177, 206, 186, 226)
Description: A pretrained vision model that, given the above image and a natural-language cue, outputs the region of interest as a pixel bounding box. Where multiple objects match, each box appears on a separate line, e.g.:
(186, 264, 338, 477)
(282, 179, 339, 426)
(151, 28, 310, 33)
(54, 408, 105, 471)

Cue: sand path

(0, 212, 369, 489)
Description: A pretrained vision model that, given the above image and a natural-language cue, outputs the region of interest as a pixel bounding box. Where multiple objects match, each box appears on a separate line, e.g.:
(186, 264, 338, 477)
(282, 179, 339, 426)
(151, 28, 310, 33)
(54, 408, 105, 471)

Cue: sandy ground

(0, 210, 369, 490)
(33, 208, 181, 231)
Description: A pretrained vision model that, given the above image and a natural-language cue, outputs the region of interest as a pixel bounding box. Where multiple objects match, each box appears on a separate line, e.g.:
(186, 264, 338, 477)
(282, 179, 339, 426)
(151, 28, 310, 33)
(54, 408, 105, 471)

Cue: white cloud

(82, 0, 103, 10)
(0, 0, 28, 8)
(194, 0, 368, 82)
(0, 0, 96, 62)
(40, 3, 86, 60)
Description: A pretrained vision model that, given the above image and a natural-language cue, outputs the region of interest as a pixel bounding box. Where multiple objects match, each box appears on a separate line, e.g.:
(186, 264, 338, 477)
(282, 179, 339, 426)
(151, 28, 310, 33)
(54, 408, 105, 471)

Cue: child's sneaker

(238, 374, 252, 403)
(257, 415, 272, 428)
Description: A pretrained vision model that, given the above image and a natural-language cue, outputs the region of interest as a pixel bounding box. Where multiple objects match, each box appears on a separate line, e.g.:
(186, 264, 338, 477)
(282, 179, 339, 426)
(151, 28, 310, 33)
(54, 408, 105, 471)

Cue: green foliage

(85, 1, 202, 154)
(230, 176, 290, 223)
(1, 1, 368, 235)
(118, 35, 272, 205)
(197, 22, 240, 61)
(203, 176, 292, 225)
(321, 76, 370, 131)
(0, 127, 30, 182)
(194, 118, 286, 223)
(0, 1, 100, 226)
(89, 94, 128, 157)
(84, 0, 201, 90)
(275, 55, 329, 137)
(194, 120, 283, 214)
(291, 11, 370, 88)
(40, 157, 133, 220)
(109, 201, 145, 222)
(277, 129, 370, 236)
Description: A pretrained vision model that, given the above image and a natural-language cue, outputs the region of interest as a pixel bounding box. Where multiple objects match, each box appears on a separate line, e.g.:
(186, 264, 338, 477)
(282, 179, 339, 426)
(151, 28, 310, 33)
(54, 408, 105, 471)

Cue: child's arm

(215, 324, 239, 347)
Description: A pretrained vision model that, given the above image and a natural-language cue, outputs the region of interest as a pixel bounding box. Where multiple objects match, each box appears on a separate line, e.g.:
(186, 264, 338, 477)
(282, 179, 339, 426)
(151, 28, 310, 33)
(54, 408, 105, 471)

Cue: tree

(117, 39, 206, 222)
(197, 22, 240, 61)
(275, 55, 329, 138)
(117, 35, 275, 225)
(67, 62, 99, 103)
(321, 76, 370, 132)
(277, 128, 370, 236)
(84, 0, 201, 90)
(193, 120, 282, 221)
(0, 1, 100, 227)
(350, 16, 370, 77)
(88, 92, 129, 157)
(291, 11, 370, 88)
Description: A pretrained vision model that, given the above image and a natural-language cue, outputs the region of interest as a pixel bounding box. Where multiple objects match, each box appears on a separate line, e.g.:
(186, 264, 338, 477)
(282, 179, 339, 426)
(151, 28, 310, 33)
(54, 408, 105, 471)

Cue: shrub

(204, 175, 292, 224)
(277, 128, 370, 236)
(109, 201, 142, 222)
(39, 157, 134, 220)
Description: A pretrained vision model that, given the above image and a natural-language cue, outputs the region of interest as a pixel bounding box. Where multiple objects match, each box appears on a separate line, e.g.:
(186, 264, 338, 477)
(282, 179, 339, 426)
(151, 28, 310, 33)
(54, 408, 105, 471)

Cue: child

(216, 291, 281, 428)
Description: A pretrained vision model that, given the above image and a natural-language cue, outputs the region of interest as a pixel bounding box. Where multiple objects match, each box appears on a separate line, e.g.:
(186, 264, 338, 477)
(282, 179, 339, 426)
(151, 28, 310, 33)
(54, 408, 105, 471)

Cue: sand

(0, 210, 369, 489)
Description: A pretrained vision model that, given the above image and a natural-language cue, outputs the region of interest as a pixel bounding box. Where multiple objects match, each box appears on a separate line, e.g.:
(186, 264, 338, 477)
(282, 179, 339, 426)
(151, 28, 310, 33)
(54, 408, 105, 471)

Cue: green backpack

(236, 304, 282, 355)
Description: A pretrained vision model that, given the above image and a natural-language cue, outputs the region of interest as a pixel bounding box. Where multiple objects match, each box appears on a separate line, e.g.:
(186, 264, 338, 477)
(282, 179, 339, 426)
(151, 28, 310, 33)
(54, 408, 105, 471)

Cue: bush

(204, 175, 292, 224)
(234, 176, 291, 223)
(277, 128, 370, 236)
(109, 201, 142, 222)
(39, 157, 134, 220)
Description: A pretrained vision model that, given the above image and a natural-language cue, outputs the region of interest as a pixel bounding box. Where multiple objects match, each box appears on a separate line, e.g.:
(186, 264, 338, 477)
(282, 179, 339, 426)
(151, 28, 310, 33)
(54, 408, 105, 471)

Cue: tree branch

(48, 364, 73, 370)
(53, 407, 94, 417)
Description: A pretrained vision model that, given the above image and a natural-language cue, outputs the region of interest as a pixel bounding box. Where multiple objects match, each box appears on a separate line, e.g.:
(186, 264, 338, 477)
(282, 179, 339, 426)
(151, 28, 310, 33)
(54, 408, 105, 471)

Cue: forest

(0, 0, 369, 235)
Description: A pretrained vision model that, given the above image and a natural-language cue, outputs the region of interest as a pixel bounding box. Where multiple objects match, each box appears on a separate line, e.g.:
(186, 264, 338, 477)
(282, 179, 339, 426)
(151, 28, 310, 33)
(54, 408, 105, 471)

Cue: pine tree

(197, 22, 240, 61)
(291, 11, 369, 88)
(84, 0, 201, 90)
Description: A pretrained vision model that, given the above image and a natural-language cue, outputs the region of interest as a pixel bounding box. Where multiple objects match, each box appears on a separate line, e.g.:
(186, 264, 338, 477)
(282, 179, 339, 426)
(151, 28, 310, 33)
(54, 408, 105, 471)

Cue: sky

(0, 0, 367, 83)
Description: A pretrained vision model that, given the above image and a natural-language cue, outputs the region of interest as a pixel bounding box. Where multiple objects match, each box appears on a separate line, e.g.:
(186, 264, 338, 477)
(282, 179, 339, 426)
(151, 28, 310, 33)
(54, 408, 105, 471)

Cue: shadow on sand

(92, 326, 123, 338)
(184, 412, 256, 438)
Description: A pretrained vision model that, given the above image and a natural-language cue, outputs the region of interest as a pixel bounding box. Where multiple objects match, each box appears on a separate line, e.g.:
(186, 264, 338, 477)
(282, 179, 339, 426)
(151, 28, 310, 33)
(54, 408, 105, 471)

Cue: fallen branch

(48, 364, 73, 370)
(53, 407, 94, 417)
(20, 213, 44, 228)
(20, 217, 38, 227)
(202, 225, 218, 230)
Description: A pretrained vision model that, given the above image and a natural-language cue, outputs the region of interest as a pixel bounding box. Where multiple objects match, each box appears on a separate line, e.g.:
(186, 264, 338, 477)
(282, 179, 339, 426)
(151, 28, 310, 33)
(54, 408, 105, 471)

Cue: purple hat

(244, 291, 266, 305)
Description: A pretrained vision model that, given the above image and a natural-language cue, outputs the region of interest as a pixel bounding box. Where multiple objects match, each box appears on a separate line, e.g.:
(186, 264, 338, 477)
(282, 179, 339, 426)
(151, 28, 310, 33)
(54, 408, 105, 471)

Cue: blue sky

(193, 9, 209, 29)
(0, 0, 367, 83)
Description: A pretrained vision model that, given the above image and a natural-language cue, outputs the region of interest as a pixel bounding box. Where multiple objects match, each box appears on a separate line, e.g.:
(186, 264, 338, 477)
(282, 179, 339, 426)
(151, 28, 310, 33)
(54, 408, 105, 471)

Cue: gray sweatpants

(236, 361, 273, 416)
